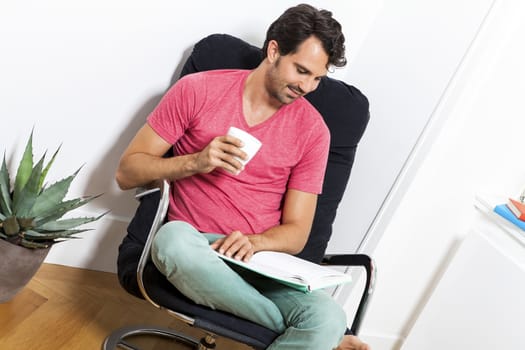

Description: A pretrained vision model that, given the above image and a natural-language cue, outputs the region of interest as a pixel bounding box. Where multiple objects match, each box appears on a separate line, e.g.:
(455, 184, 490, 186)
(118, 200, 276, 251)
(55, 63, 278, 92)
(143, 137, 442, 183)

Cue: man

(116, 4, 370, 350)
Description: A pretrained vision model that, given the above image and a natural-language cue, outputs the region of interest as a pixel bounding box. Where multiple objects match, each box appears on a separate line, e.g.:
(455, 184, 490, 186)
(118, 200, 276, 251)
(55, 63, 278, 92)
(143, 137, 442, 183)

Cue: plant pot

(0, 239, 50, 303)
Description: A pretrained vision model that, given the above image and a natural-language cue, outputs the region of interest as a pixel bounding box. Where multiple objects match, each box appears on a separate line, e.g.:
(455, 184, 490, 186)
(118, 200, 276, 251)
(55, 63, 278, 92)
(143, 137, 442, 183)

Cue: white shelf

(474, 193, 525, 248)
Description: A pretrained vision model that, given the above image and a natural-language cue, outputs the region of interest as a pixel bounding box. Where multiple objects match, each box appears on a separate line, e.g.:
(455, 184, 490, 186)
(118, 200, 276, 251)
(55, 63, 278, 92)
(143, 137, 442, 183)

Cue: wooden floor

(0, 263, 250, 350)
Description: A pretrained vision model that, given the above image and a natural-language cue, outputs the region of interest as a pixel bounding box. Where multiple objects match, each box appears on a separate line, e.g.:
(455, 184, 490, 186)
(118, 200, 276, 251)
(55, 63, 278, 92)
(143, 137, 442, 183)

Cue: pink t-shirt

(148, 69, 330, 235)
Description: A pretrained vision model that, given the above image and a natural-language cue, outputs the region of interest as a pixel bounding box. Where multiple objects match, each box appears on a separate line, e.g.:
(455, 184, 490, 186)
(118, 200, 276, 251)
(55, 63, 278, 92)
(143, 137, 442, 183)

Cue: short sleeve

(147, 74, 204, 144)
(287, 122, 330, 194)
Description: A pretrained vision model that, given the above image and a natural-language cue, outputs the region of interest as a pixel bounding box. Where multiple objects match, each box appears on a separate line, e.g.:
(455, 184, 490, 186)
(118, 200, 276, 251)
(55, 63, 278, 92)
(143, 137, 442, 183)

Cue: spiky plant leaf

(31, 198, 82, 221)
(29, 168, 80, 218)
(33, 194, 102, 225)
(24, 152, 46, 195)
(20, 238, 52, 249)
(17, 217, 35, 230)
(13, 152, 46, 217)
(32, 197, 82, 224)
(37, 213, 106, 231)
(23, 229, 88, 240)
(13, 131, 34, 205)
(3, 216, 20, 236)
(0, 154, 12, 216)
(39, 145, 61, 192)
(1, 131, 105, 249)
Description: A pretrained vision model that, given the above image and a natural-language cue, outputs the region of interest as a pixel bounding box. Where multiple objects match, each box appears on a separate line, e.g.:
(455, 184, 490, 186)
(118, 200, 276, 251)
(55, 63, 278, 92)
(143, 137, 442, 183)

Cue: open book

(215, 250, 352, 292)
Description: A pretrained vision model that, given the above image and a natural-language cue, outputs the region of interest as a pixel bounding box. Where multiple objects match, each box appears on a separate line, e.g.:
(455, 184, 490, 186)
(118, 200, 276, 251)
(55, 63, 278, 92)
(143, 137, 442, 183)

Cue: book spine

(508, 198, 525, 219)
(506, 204, 523, 219)
(494, 204, 525, 231)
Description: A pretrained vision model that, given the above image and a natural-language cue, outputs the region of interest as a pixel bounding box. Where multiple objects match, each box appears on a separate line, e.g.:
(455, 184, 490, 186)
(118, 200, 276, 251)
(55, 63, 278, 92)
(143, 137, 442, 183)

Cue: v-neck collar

(238, 70, 285, 132)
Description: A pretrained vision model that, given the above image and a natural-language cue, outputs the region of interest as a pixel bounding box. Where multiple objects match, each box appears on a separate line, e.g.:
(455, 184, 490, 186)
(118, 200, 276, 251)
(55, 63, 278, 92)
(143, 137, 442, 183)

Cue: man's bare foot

(335, 335, 371, 350)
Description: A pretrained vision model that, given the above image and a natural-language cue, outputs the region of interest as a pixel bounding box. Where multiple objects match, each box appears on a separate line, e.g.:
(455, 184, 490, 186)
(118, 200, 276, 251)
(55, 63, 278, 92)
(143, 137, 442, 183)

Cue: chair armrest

(135, 187, 161, 199)
(322, 254, 376, 335)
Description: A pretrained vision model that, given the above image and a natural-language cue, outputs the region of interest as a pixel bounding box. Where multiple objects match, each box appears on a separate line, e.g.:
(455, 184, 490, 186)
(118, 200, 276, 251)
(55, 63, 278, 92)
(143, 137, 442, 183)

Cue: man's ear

(266, 40, 280, 63)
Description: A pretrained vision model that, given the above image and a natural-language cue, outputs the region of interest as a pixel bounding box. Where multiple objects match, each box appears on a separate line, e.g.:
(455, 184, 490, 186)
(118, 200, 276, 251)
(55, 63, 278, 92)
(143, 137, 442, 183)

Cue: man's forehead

(288, 37, 329, 75)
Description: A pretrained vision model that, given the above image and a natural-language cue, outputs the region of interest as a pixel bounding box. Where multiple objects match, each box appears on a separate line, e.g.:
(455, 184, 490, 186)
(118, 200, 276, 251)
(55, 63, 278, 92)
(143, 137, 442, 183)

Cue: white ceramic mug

(227, 126, 262, 167)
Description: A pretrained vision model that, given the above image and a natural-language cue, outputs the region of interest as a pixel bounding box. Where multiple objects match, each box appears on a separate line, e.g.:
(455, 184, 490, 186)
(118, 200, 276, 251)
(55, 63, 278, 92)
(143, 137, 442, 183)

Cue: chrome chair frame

(103, 180, 376, 349)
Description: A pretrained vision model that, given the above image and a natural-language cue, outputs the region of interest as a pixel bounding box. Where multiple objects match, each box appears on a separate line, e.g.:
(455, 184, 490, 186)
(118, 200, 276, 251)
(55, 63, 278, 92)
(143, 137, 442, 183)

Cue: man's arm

(210, 189, 317, 261)
(116, 123, 247, 190)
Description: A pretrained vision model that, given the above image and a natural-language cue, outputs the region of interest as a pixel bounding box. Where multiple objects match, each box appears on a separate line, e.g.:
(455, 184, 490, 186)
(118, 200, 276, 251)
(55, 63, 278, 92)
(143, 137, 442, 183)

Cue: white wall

(359, 2, 525, 348)
(330, 0, 493, 254)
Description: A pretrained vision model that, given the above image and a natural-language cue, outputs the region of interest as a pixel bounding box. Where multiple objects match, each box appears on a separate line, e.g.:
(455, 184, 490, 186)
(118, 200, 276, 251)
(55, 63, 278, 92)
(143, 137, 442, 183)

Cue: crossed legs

(152, 220, 347, 350)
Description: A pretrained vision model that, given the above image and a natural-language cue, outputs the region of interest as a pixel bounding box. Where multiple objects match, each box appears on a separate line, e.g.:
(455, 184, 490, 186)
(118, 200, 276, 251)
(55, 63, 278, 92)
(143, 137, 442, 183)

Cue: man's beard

(264, 58, 301, 105)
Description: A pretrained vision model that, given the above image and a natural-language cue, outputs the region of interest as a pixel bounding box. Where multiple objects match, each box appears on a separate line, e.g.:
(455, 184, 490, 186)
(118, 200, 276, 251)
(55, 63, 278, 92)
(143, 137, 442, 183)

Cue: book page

(214, 250, 351, 291)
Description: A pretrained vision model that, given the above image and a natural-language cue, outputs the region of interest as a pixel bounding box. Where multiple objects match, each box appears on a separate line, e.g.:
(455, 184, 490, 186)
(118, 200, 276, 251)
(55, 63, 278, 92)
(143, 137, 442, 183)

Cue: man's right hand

(193, 135, 247, 175)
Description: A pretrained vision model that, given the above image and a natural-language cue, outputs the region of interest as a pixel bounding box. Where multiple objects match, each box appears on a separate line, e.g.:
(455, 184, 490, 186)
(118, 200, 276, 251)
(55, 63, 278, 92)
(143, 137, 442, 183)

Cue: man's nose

(299, 78, 319, 94)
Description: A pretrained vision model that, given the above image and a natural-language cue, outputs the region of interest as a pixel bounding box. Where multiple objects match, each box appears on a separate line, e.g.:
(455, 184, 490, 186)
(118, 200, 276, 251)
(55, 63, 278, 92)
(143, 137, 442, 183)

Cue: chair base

(102, 325, 205, 349)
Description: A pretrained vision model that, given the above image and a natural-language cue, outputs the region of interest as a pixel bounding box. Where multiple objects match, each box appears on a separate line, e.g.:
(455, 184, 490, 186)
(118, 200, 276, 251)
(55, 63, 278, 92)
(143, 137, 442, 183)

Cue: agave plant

(0, 131, 104, 249)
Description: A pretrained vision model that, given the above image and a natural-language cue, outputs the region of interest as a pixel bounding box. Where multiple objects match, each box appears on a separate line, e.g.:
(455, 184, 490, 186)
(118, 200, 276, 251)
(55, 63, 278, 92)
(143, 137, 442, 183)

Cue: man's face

(265, 36, 329, 105)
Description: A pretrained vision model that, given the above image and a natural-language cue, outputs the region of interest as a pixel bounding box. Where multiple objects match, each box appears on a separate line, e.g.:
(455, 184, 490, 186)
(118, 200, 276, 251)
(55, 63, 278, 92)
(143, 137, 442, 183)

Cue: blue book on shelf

(494, 204, 525, 231)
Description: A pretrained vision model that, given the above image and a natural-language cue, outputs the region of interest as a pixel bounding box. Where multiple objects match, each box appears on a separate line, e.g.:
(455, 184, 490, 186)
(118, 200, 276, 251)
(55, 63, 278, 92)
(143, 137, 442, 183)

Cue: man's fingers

(225, 239, 249, 259)
(218, 231, 242, 255)
(229, 241, 253, 262)
(217, 141, 248, 164)
(213, 232, 235, 254)
(213, 231, 253, 259)
(222, 135, 244, 148)
(209, 238, 224, 250)
(238, 246, 254, 262)
(207, 137, 247, 173)
(213, 136, 245, 158)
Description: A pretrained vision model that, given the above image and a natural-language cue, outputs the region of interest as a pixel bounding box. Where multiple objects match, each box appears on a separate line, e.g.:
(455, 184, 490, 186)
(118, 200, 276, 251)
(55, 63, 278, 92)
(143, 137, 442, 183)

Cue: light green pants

(152, 220, 346, 350)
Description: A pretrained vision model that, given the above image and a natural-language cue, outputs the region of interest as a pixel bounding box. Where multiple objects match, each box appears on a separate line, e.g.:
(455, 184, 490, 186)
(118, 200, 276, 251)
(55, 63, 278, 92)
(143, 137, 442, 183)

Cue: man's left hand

(210, 230, 255, 262)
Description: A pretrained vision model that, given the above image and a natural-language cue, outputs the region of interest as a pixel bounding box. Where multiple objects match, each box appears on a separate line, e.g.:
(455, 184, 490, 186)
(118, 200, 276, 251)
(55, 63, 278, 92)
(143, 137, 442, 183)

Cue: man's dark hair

(262, 3, 346, 68)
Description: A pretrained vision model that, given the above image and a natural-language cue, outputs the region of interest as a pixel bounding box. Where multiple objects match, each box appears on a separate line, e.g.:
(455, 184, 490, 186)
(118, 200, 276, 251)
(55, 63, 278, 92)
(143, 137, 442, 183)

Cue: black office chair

(104, 34, 374, 350)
